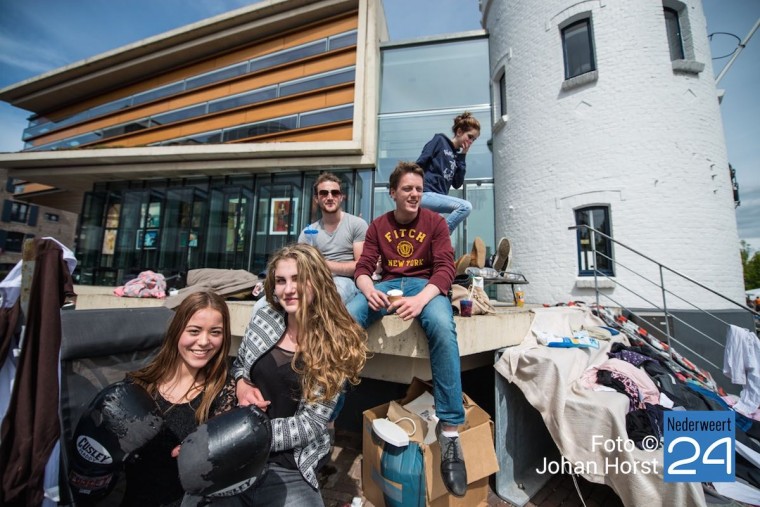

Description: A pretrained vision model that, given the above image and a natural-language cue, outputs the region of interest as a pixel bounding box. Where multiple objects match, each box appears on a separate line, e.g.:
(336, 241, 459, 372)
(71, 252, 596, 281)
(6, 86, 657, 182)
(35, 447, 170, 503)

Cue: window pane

(160, 131, 223, 146)
(664, 8, 684, 60)
(279, 67, 355, 97)
(563, 20, 595, 79)
(380, 38, 490, 113)
(5, 232, 25, 252)
(223, 116, 298, 141)
(465, 182, 495, 250)
(373, 186, 395, 219)
(10, 202, 28, 222)
(299, 105, 353, 128)
(328, 30, 358, 51)
(575, 206, 613, 275)
(249, 40, 326, 73)
(132, 82, 185, 106)
(185, 62, 248, 91)
(151, 104, 207, 126)
(86, 97, 133, 120)
(499, 73, 507, 117)
(101, 120, 151, 139)
(377, 107, 492, 182)
(29, 130, 100, 150)
(208, 86, 277, 113)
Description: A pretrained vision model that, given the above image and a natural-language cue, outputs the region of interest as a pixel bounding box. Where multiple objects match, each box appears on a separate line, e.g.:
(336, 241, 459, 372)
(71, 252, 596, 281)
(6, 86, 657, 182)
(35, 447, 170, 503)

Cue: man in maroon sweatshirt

(347, 161, 467, 497)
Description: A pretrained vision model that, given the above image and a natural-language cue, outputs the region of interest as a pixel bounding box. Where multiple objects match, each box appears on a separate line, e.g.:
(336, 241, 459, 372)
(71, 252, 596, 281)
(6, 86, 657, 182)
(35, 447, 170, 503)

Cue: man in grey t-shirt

(298, 172, 368, 303)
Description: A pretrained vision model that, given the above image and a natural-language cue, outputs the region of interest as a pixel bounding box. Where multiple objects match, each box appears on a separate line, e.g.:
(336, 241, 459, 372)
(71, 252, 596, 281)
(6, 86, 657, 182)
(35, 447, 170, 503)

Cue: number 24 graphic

(667, 437, 732, 475)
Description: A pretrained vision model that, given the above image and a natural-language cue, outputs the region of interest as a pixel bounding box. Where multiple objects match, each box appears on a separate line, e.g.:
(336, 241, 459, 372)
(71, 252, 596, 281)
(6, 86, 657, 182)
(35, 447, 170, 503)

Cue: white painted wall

(481, 0, 745, 309)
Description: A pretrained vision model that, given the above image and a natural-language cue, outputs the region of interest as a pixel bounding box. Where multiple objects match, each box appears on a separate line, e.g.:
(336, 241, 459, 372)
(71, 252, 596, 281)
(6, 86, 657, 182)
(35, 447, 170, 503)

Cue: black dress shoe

(436, 422, 467, 497)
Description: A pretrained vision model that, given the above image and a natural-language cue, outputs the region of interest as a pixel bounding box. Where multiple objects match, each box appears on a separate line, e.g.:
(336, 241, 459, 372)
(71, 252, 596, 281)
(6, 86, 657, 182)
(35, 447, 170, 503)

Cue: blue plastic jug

(378, 441, 426, 507)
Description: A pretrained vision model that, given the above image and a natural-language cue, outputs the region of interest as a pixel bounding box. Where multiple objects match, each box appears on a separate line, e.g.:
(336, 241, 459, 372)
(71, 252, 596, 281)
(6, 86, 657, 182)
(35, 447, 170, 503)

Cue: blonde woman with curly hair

(227, 243, 367, 506)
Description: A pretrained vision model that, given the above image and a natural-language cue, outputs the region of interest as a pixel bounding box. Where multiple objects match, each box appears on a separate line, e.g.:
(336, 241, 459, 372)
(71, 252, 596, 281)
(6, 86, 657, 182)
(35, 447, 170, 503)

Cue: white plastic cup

(387, 289, 403, 304)
(304, 228, 318, 246)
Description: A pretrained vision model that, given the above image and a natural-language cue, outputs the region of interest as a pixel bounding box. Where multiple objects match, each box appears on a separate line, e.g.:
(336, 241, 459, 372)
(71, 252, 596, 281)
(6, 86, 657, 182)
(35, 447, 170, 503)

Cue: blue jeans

(207, 464, 324, 506)
(346, 277, 465, 425)
(333, 275, 359, 304)
(421, 192, 472, 233)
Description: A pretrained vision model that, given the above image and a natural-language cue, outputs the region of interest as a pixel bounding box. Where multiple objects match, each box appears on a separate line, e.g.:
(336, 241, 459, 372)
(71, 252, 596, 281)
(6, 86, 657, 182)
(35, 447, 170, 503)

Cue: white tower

(482, 0, 745, 310)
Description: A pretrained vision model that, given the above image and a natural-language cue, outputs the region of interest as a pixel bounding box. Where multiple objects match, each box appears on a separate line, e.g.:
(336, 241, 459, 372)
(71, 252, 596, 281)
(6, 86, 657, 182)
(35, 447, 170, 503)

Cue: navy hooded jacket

(416, 133, 466, 195)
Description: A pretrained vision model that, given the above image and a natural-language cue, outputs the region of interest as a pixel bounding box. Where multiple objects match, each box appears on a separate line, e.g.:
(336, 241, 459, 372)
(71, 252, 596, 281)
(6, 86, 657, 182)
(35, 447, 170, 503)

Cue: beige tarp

(494, 306, 706, 507)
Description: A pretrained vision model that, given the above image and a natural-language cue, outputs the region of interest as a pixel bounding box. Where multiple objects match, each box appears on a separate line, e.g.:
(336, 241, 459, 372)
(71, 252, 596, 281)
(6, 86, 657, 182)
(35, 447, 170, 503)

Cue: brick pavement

(319, 430, 624, 507)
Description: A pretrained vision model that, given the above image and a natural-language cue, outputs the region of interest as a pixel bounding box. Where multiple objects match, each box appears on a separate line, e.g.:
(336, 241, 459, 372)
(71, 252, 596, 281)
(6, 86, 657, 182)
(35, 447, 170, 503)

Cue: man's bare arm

(325, 240, 364, 277)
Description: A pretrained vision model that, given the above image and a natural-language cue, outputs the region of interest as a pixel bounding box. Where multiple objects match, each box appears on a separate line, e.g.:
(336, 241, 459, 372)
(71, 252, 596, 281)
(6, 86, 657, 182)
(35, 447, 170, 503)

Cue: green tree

(742, 241, 760, 290)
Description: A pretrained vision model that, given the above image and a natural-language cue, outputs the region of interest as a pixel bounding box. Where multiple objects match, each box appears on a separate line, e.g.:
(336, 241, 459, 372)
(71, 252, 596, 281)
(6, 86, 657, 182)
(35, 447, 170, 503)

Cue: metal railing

(568, 225, 759, 371)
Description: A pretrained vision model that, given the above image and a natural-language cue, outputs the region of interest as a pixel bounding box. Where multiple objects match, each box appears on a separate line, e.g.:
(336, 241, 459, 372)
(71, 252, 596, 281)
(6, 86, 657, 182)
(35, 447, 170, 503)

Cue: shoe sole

(455, 254, 471, 276)
(469, 237, 486, 269)
(493, 237, 512, 272)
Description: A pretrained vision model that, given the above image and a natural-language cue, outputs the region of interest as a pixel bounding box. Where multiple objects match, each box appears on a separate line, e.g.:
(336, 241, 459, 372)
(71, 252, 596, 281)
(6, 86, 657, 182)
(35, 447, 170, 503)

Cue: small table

(482, 272, 529, 303)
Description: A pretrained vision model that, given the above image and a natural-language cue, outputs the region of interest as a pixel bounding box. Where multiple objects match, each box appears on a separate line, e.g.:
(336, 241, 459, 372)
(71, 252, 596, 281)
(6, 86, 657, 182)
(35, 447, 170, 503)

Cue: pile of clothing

(589, 307, 760, 503)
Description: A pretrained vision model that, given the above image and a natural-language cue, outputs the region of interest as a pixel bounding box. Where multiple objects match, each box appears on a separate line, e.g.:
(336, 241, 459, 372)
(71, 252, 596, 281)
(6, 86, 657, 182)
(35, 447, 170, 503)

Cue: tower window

(575, 205, 614, 276)
(562, 18, 596, 80)
(664, 7, 685, 60)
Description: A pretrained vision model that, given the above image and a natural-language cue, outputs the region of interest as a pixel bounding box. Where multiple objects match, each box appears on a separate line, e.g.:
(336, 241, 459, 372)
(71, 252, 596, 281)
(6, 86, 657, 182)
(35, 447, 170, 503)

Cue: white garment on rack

(0, 237, 76, 309)
(723, 324, 760, 416)
(0, 260, 23, 309)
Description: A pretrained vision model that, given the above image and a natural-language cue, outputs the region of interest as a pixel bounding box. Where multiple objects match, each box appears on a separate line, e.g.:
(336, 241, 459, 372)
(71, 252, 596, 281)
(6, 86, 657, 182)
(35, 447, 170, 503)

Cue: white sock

(441, 429, 459, 438)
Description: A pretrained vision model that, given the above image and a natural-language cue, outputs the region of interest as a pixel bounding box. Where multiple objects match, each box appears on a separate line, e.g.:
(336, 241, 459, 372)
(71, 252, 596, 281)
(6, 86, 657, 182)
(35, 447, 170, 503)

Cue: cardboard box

(362, 378, 499, 506)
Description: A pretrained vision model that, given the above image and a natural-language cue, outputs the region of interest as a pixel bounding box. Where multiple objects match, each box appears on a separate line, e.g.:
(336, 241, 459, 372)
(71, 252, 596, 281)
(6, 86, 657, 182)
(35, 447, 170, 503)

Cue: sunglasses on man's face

(317, 189, 342, 198)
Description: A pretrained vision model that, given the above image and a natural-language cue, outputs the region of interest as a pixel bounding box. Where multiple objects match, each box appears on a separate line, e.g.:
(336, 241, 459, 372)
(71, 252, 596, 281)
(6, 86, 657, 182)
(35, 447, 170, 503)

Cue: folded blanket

(163, 268, 258, 309)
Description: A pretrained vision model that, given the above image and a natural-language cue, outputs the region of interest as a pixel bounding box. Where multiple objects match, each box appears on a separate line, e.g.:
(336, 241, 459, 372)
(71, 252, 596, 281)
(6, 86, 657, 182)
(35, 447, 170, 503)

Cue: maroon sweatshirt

(355, 208, 455, 295)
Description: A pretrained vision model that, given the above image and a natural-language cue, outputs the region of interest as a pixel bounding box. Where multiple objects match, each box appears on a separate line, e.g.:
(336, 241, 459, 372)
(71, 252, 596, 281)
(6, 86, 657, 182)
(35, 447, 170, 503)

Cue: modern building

(0, 170, 78, 277)
(0, 0, 746, 318)
(0, 0, 389, 286)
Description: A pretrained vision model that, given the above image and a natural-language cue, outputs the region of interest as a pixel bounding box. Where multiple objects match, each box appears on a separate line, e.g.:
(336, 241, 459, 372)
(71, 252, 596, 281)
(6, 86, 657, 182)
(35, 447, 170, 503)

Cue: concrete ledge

(72, 286, 533, 384)
(73, 291, 256, 338)
(368, 308, 532, 357)
(575, 277, 616, 289)
(672, 59, 705, 75)
(561, 70, 598, 91)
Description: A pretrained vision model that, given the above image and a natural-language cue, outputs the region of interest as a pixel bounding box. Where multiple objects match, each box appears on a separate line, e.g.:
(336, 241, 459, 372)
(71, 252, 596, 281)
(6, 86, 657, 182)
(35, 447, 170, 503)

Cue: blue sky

(0, 0, 757, 251)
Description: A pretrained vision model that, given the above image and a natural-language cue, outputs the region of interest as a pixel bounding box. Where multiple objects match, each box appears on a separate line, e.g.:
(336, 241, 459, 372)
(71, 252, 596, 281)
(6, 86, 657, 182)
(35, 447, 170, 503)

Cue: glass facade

(22, 29, 358, 144)
(377, 36, 494, 256)
(74, 34, 494, 284)
(26, 67, 356, 151)
(75, 170, 372, 285)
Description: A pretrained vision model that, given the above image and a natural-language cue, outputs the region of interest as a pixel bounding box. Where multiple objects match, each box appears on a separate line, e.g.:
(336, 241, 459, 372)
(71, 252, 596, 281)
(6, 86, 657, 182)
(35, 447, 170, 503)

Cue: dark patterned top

(121, 376, 236, 506)
(231, 304, 337, 490)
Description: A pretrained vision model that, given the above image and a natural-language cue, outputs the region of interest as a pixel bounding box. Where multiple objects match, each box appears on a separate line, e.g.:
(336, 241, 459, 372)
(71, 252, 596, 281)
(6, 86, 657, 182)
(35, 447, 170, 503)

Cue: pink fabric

(581, 358, 660, 405)
(114, 271, 166, 298)
(723, 394, 760, 422)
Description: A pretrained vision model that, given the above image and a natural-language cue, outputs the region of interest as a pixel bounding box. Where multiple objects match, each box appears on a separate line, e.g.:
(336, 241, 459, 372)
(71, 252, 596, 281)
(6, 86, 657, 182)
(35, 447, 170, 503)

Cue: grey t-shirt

(298, 212, 368, 262)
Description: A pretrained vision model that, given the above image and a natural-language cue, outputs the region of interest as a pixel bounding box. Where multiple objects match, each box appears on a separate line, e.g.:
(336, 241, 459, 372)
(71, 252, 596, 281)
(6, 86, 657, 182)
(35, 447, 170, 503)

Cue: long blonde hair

(129, 291, 232, 423)
(264, 243, 368, 403)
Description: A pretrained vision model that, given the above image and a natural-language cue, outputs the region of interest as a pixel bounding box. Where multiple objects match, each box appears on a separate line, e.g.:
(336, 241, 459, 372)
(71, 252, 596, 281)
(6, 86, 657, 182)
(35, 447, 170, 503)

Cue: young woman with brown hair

(123, 291, 236, 506)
